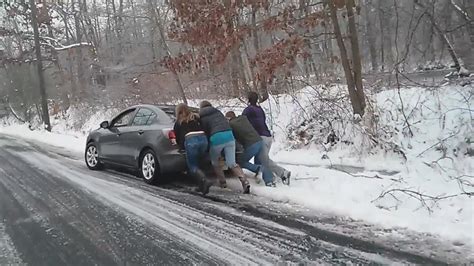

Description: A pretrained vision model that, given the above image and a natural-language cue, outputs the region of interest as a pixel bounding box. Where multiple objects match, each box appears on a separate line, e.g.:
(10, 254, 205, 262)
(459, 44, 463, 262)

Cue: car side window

(146, 112, 157, 125)
(110, 109, 136, 128)
(132, 108, 156, 126)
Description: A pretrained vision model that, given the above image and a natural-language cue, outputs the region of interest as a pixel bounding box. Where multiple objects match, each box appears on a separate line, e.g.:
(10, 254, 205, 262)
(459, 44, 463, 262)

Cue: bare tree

(30, 0, 51, 131)
(328, 0, 366, 116)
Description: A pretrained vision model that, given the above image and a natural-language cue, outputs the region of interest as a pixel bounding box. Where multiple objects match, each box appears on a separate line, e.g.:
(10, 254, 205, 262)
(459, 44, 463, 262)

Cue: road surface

(0, 134, 470, 265)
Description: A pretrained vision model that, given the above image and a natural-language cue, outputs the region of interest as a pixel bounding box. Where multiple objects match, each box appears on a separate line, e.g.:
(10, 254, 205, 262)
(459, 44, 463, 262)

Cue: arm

(242, 107, 250, 116)
(201, 117, 210, 137)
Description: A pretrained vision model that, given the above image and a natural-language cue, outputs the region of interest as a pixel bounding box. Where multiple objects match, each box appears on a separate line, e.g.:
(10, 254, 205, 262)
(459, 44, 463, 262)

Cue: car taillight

(168, 130, 177, 145)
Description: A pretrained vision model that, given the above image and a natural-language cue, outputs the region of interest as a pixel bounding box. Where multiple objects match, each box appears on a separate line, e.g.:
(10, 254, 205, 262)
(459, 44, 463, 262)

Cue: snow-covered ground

(1, 84, 472, 247)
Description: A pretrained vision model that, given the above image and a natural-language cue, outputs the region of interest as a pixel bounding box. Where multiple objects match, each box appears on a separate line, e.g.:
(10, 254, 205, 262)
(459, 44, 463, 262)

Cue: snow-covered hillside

(1, 83, 472, 246)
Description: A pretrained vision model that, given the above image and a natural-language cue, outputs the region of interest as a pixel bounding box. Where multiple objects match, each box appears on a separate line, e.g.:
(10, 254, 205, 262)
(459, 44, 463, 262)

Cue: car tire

(139, 149, 160, 184)
(85, 142, 104, 170)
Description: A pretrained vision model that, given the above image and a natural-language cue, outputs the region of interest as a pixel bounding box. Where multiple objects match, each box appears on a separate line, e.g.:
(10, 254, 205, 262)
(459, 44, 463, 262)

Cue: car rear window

(154, 108, 174, 124)
(157, 105, 198, 122)
(160, 107, 176, 120)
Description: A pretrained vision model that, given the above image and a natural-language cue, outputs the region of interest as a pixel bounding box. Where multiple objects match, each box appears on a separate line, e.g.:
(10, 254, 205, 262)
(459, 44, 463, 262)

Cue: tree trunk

(30, 0, 51, 131)
(364, 0, 378, 72)
(449, 0, 473, 71)
(328, 0, 365, 116)
(93, 0, 102, 45)
(299, 0, 317, 77)
(82, 0, 99, 49)
(415, 0, 462, 71)
(251, 7, 269, 102)
(129, 0, 140, 41)
(111, 0, 124, 63)
(378, 2, 385, 71)
(346, 0, 366, 112)
(58, 5, 78, 99)
(74, 0, 86, 98)
(222, 0, 242, 98)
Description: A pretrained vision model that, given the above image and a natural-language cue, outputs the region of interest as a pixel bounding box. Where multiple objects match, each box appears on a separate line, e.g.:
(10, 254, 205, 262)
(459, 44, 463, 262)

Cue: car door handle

(138, 130, 144, 135)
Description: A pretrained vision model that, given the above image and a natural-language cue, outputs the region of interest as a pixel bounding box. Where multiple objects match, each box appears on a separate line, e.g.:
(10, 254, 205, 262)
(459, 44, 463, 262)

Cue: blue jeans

(185, 135, 208, 173)
(209, 140, 237, 168)
(239, 141, 273, 185)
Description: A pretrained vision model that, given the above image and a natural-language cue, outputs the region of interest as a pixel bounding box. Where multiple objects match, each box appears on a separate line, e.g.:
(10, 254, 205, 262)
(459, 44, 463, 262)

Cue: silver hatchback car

(85, 104, 188, 184)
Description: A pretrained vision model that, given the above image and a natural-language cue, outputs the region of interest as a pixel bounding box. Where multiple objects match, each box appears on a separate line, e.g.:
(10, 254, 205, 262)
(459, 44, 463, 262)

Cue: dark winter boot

(195, 169, 212, 195)
(213, 165, 227, 188)
(240, 177, 251, 194)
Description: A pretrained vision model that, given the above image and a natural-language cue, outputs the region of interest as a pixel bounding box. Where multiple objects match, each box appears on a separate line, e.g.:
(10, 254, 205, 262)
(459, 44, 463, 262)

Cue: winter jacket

(173, 118, 204, 150)
(199, 106, 232, 137)
(229, 115, 262, 148)
(242, 105, 272, 137)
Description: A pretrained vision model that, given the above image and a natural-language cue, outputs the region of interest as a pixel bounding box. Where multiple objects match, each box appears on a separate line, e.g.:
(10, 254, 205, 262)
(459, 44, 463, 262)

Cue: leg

(185, 138, 200, 174)
(224, 141, 250, 194)
(237, 142, 261, 173)
(210, 143, 227, 188)
(222, 140, 237, 168)
(255, 146, 276, 186)
(261, 136, 288, 179)
(186, 137, 213, 195)
(196, 136, 212, 194)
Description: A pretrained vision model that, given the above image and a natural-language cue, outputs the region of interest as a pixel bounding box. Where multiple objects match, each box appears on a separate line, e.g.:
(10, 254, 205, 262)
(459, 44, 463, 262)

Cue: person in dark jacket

(242, 92, 291, 185)
(174, 103, 213, 195)
(225, 111, 274, 186)
(199, 101, 250, 194)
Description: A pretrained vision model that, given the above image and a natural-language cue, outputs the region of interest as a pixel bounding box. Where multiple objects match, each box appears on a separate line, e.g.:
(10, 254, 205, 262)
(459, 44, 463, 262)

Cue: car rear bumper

(159, 150, 187, 174)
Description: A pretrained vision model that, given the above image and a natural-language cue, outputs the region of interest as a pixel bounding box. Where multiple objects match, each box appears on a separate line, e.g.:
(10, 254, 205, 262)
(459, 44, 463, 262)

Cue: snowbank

(0, 84, 472, 246)
(254, 84, 473, 245)
(0, 124, 85, 153)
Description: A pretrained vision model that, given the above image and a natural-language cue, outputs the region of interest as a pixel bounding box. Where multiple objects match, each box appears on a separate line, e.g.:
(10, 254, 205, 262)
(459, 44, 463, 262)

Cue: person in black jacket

(174, 103, 213, 195)
(199, 101, 250, 194)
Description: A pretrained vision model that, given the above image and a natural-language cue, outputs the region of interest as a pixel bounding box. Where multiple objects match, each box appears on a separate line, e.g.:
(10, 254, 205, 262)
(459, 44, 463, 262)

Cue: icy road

(0, 134, 469, 265)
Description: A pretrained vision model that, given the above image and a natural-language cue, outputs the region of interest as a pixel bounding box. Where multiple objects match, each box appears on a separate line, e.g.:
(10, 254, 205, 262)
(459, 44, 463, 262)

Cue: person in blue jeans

(199, 101, 250, 194)
(174, 103, 213, 195)
(225, 111, 275, 187)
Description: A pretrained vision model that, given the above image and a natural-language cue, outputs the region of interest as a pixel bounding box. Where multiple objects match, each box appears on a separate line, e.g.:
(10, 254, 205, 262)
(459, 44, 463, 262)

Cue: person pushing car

(199, 101, 250, 194)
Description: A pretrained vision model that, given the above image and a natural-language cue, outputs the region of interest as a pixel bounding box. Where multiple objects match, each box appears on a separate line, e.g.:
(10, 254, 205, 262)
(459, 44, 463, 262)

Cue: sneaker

(281, 170, 291, 185)
(265, 181, 277, 187)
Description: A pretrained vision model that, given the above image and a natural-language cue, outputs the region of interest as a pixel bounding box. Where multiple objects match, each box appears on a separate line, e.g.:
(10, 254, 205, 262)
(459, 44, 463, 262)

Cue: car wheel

(85, 142, 103, 170)
(139, 149, 160, 184)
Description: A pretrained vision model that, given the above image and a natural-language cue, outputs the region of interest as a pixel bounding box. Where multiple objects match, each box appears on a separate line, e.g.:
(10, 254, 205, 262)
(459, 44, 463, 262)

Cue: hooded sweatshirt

(242, 105, 272, 137)
(199, 106, 234, 146)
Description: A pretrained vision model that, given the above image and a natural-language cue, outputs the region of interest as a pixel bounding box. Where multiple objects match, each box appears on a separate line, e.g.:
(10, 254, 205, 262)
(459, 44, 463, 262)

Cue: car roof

(127, 104, 171, 112)
(126, 104, 198, 121)
(130, 104, 198, 113)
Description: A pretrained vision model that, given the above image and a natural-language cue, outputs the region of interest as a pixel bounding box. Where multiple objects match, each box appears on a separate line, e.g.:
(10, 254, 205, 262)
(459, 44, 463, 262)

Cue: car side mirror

(100, 121, 109, 129)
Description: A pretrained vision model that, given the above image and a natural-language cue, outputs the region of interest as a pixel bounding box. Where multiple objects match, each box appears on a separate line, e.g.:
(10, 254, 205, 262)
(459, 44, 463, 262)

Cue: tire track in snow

(0, 146, 222, 265)
(0, 221, 23, 265)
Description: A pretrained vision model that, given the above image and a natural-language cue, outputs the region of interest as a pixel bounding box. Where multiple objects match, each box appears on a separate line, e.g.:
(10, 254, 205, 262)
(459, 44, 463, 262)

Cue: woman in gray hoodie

(199, 101, 250, 194)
